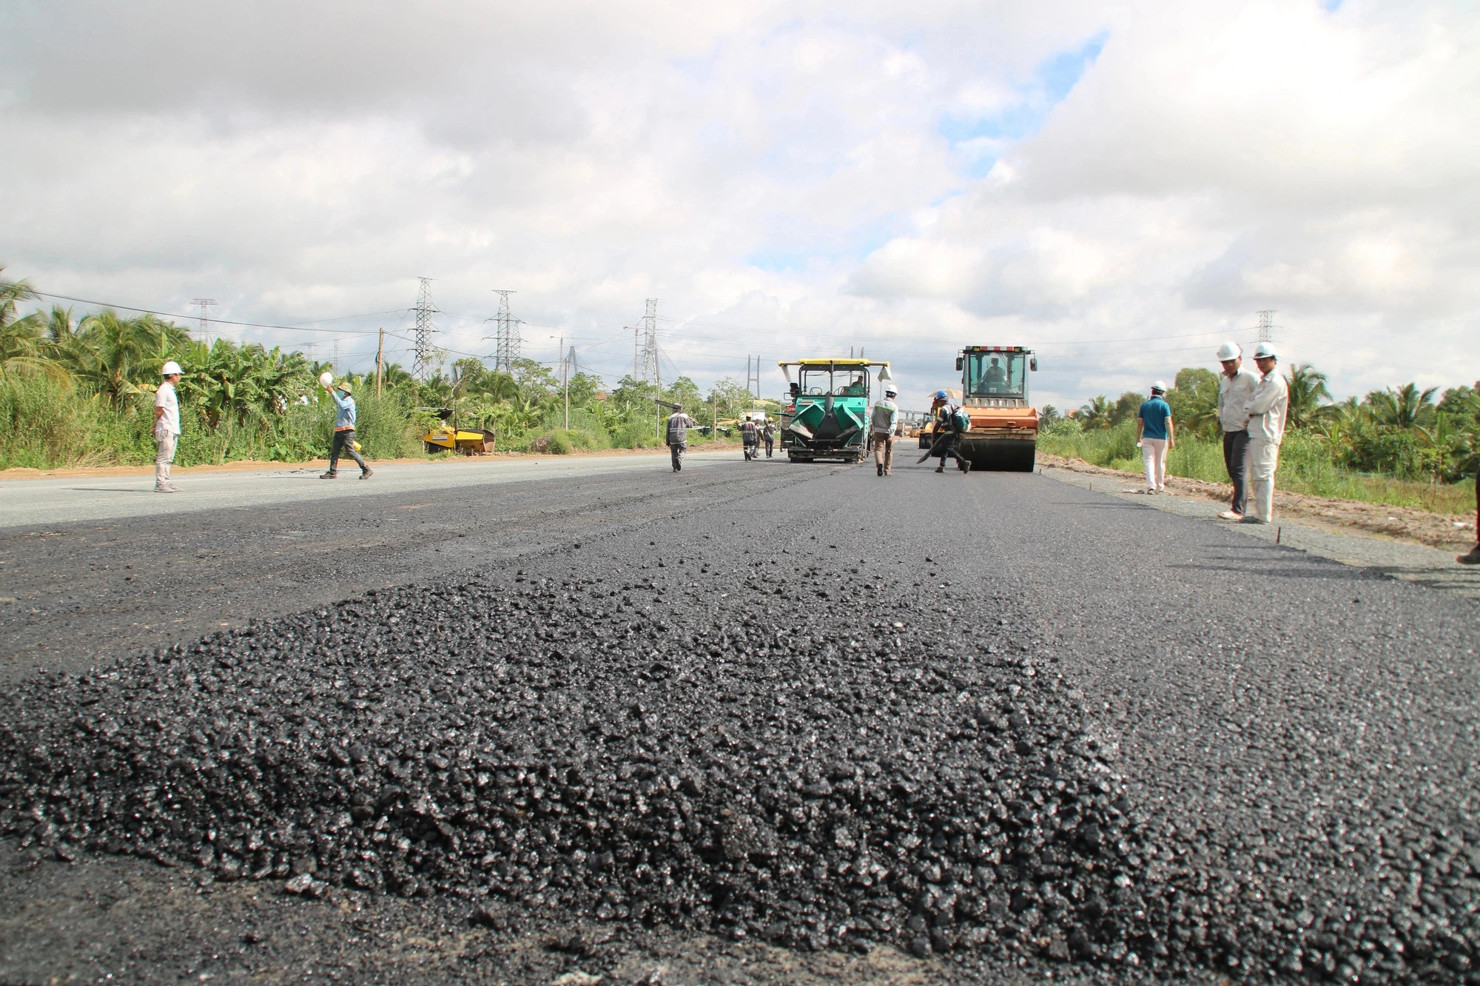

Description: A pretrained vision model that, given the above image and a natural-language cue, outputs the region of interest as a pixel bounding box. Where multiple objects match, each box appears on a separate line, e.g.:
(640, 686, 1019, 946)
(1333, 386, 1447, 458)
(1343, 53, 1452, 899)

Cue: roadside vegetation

(1039, 366, 1479, 514)
(0, 272, 767, 470)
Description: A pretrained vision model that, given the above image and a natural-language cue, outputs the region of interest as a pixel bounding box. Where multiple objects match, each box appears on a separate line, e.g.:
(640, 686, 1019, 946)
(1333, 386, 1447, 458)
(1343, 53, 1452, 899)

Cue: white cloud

(0, 0, 1476, 409)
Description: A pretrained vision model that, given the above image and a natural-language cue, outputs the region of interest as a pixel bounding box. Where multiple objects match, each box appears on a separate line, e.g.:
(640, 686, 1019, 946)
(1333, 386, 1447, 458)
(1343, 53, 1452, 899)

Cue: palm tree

(1039, 405, 1060, 427)
(1077, 394, 1112, 430)
(1364, 382, 1439, 430)
(1285, 364, 1332, 430)
(70, 311, 194, 408)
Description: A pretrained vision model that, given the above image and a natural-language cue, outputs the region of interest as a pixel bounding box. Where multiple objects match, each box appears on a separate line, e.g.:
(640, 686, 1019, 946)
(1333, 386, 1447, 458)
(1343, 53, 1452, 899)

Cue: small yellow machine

(421, 409, 496, 454)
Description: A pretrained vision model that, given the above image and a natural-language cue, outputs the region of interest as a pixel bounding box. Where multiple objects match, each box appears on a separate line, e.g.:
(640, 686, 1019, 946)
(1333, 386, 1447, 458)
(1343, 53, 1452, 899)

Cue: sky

(2, 0, 1478, 412)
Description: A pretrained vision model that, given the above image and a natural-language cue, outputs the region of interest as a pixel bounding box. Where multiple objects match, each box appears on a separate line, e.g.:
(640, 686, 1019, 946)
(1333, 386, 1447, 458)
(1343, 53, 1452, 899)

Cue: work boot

(877, 463, 883, 477)
(1458, 544, 1480, 565)
(320, 471, 337, 479)
(934, 464, 944, 473)
(960, 460, 970, 473)
(360, 468, 373, 480)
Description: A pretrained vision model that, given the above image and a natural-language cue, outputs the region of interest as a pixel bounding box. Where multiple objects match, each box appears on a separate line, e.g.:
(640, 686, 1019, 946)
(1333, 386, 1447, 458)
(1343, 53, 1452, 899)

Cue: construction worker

(1136, 381, 1175, 494)
(929, 390, 970, 474)
(982, 357, 1008, 393)
(740, 415, 759, 460)
(870, 386, 899, 477)
(1215, 342, 1258, 520)
(321, 378, 372, 480)
(1239, 342, 1287, 524)
(153, 360, 183, 493)
(665, 404, 698, 472)
(762, 419, 777, 458)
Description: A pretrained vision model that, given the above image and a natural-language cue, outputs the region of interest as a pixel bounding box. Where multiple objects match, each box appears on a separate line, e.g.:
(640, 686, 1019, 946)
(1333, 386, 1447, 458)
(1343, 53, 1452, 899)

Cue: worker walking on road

(153, 360, 184, 493)
(1136, 382, 1175, 494)
(1215, 342, 1258, 520)
(1240, 342, 1288, 524)
(741, 415, 759, 460)
(929, 390, 971, 474)
(870, 386, 899, 477)
(665, 405, 698, 472)
(762, 420, 776, 458)
(321, 378, 373, 480)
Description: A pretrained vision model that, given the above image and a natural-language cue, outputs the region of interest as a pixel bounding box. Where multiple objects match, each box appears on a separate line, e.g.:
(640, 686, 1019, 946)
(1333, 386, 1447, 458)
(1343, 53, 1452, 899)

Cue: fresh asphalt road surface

(2, 449, 1477, 983)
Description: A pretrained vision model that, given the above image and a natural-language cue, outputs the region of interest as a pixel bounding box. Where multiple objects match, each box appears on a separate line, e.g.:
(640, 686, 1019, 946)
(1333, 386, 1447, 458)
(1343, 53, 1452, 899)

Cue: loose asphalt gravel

(1, 451, 1477, 985)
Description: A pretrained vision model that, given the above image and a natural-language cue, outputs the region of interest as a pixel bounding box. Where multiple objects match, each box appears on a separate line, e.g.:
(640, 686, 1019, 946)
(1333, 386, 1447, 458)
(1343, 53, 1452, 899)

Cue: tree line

(0, 272, 768, 469)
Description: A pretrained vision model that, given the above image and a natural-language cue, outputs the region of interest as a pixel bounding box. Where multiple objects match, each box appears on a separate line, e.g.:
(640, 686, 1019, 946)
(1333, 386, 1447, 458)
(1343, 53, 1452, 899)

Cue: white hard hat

(1151, 380, 1167, 394)
(1215, 342, 1240, 361)
(884, 386, 897, 396)
(1252, 342, 1279, 359)
(161, 360, 183, 376)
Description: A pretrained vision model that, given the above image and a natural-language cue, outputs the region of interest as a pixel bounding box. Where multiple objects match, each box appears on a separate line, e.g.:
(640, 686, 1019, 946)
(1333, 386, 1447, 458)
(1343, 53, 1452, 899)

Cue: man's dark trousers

(1223, 429, 1250, 515)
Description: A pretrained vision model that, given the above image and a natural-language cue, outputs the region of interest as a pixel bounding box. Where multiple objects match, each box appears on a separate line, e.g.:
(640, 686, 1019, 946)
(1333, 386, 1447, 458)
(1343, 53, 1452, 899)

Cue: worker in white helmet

(1135, 381, 1175, 494)
(870, 385, 900, 477)
(153, 360, 184, 493)
(1214, 342, 1258, 520)
(1239, 342, 1289, 524)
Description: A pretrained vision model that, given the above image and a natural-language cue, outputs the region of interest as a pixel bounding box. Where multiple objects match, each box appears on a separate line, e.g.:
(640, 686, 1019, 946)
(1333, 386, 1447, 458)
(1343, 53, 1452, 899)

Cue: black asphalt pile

(5, 543, 1477, 984)
(0, 560, 1156, 972)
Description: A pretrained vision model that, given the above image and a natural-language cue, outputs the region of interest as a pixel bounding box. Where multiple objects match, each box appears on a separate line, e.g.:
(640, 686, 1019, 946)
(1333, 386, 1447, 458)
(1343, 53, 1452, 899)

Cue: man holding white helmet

(321, 377, 372, 480)
(153, 360, 184, 493)
(1214, 342, 1258, 520)
(1240, 342, 1288, 524)
(869, 385, 900, 477)
(1135, 381, 1174, 494)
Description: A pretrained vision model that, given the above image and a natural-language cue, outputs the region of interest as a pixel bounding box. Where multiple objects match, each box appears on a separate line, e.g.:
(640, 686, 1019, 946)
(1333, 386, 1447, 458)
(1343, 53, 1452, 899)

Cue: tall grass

(1040, 422, 1473, 514)
(0, 376, 425, 469)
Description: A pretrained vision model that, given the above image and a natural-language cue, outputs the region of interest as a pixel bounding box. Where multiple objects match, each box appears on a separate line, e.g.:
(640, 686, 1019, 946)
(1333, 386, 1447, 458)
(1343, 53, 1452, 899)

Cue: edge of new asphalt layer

(1040, 465, 1480, 601)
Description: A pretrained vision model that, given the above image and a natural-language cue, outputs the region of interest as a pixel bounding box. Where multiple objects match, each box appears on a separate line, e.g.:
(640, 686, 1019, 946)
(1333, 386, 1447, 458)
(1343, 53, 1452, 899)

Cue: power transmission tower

(487, 290, 521, 373)
(412, 277, 437, 381)
(639, 298, 660, 389)
(745, 355, 761, 401)
(1254, 309, 1278, 344)
(191, 298, 216, 343)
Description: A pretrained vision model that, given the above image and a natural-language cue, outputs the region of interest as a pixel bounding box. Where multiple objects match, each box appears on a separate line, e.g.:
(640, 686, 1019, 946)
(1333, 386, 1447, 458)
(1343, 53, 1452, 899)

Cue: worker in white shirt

(1214, 342, 1258, 520)
(1240, 343, 1289, 525)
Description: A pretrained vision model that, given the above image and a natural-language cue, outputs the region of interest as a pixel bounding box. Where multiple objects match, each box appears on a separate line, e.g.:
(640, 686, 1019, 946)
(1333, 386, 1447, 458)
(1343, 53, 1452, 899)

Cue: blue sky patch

(940, 30, 1108, 148)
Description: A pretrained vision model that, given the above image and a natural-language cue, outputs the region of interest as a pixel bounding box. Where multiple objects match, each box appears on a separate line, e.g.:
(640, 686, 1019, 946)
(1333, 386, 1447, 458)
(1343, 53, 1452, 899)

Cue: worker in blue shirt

(1136, 381, 1175, 494)
(321, 378, 373, 480)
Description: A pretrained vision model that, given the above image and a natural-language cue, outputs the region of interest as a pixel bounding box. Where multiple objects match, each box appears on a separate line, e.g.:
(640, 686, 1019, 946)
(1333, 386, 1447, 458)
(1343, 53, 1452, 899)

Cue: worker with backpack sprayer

(920, 390, 972, 473)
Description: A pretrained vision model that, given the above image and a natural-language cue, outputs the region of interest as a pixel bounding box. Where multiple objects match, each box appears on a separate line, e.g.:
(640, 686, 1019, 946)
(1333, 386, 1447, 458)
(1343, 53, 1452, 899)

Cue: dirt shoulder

(0, 442, 745, 483)
(1039, 453, 1477, 553)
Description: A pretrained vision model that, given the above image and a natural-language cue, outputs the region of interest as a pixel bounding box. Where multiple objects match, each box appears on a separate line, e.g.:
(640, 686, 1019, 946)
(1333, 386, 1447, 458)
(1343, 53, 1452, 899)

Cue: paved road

(2, 451, 1477, 984)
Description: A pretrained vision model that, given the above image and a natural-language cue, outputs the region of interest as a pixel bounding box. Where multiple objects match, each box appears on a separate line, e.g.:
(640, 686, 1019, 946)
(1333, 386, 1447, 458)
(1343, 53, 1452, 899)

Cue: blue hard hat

(935, 389, 948, 400)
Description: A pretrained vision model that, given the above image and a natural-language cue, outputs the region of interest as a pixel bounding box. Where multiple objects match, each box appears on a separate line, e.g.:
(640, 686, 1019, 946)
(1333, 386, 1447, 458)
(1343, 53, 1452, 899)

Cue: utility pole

(745, 355, 762, 402)
(375, 328, 385, 398)
(412, 277, 436, 381)
(487, 290, 522, 374)
(563, 342, 577, 431)
(191, 298, 216, 344)
(639, 298, 659, 388)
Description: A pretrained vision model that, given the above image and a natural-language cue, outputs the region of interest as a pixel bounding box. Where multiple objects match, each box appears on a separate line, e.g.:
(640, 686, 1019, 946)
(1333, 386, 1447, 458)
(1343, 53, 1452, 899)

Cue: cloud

(0, 0, 1476, 410)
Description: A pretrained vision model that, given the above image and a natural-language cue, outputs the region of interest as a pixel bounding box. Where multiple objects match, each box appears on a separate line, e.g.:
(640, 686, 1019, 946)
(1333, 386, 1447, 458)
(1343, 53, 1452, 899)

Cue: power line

(29, 291, 404, 336)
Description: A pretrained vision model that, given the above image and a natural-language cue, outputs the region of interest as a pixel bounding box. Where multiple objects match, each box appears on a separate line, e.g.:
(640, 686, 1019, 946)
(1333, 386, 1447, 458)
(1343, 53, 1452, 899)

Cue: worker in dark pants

(762, 420, 776, 458)
(321, 378, 372, 480)
(1215, 342, 1257, 520)
(1460, 461, 1480, 565)
(929, 390, 970, 474)
(665, 405, 697, 472)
